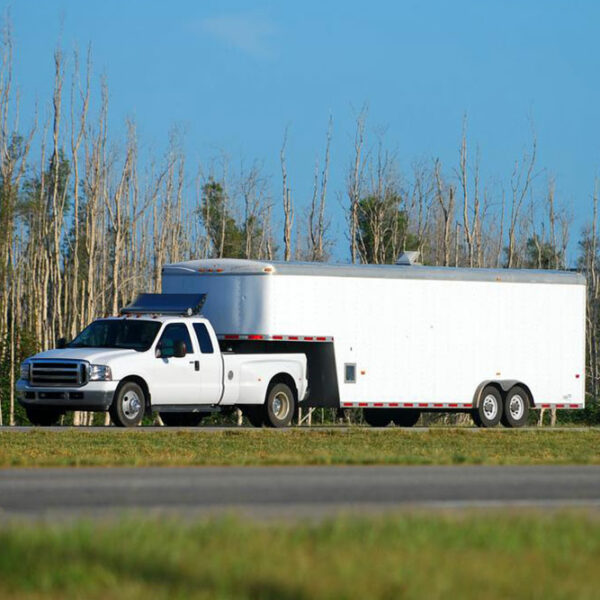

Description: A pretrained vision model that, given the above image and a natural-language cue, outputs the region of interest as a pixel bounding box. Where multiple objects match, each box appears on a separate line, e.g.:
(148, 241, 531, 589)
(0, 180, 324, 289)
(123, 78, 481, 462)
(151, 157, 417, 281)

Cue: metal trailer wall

(162, 259, 586, 410)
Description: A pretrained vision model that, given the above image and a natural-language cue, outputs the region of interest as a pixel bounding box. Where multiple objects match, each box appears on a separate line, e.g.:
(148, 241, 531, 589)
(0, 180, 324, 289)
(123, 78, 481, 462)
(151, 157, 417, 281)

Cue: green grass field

(1, 428, 599, 467)
(0, 512, 598, 599)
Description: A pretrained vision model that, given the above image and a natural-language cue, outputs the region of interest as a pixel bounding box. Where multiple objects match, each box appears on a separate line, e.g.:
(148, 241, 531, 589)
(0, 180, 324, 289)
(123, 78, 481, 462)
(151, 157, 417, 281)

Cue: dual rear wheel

(243, 383, 296, 428)
(472, 385, 530, 428)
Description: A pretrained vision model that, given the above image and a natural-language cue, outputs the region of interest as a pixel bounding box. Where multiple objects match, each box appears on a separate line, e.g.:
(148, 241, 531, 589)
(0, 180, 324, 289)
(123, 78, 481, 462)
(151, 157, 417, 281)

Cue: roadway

(1, 465, 599, 520)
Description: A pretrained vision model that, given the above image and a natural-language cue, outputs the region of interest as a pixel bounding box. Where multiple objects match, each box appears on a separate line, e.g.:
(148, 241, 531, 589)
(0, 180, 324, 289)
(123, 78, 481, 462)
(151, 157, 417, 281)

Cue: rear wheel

(363, 408, 392, 427)
(160, 412, 205, 427)
(264, 383, 295, 428)
(109, 381, 145, 427)
(391, 409, 420, 427)
(501, 386, 530, 428)
(472, 386, 503, 428)
(25, 406, 62, 426)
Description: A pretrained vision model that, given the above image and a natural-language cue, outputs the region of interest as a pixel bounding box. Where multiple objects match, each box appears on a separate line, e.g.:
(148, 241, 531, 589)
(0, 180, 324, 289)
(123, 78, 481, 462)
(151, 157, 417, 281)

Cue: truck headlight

(20, 361, 31, 380)
(88, 364, 112, 381)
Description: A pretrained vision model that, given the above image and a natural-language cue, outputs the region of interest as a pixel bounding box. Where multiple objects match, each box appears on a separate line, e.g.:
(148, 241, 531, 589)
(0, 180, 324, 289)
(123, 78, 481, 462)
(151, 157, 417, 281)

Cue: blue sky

(8, 0, 600, 263)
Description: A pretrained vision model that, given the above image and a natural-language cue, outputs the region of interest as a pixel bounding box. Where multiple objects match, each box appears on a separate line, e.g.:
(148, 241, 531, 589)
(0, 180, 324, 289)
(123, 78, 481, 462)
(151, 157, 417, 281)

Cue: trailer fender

(472, 380, 535, 408)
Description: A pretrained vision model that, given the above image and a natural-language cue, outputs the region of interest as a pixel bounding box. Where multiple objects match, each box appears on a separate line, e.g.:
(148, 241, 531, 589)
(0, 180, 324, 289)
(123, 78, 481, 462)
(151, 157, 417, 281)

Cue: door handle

(189, 360, 200, 371)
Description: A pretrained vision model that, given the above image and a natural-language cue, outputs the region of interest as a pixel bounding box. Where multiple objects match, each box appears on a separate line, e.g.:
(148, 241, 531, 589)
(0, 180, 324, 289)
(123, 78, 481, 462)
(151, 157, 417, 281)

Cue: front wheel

(25, 406, 62, 426)
(472, 386, 503, 428)
(264, 383, 295, 428)
(109, 381, 145, 427)
(501, 386, 530, 428)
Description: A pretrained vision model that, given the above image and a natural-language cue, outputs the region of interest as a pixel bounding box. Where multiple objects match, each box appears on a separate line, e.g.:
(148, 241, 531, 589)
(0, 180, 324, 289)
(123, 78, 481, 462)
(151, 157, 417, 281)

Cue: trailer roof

(163, 258, 586, 285)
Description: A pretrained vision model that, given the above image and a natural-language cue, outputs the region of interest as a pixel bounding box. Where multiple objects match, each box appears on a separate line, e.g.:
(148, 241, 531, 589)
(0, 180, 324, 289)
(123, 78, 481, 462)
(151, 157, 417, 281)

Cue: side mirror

(57, 337, 67, 349)
(174, 340, 187, 358)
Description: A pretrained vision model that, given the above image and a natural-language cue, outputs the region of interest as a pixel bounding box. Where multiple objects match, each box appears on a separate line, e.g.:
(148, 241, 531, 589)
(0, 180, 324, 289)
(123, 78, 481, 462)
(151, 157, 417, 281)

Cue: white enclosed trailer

(162, 258, 586, 427)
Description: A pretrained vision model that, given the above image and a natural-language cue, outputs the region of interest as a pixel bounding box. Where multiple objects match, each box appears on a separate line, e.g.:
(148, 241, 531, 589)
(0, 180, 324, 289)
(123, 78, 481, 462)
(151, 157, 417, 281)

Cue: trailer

(162, 257, 586, 428)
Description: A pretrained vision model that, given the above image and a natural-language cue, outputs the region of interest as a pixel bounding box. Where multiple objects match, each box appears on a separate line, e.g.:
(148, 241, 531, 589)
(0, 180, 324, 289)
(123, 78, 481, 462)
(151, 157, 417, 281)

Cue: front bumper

(16, 379, 119, 411)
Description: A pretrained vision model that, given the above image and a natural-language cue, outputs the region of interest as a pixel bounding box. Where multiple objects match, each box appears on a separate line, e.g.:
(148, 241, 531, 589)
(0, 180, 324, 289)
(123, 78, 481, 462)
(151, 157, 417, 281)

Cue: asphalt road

(1, 465, 599, 520)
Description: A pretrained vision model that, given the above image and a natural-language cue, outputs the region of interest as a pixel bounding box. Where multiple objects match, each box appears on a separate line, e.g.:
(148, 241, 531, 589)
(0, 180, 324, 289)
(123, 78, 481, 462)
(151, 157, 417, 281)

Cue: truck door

(192, 322, 223, 404)
(151, 322, 203, 405)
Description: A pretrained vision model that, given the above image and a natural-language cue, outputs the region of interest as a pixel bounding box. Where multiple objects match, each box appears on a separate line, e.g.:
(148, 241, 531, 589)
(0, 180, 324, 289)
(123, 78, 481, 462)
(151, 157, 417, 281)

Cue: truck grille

(30, 361, 87, 387)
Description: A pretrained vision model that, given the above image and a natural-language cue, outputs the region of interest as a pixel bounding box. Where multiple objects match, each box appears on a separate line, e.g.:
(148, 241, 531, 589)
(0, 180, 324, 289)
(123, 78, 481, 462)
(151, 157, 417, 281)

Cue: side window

(157, 323, 193, 356)
(193, 323, 214, 354)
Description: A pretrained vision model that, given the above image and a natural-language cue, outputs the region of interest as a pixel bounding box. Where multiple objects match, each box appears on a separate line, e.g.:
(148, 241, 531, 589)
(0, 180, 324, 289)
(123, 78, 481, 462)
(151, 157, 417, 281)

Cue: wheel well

(268, 373, 298, 402)
(473, 380, 535, 408)
(117, 376, 151, 412)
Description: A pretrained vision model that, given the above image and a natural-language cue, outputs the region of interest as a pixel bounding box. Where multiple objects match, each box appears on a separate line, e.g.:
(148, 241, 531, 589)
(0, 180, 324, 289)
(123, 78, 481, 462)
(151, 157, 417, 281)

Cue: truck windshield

(68, 319, 162, 352)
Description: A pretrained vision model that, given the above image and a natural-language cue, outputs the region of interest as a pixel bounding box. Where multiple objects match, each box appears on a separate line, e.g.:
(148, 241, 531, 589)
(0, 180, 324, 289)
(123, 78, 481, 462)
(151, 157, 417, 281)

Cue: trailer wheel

(25, 406, 62, 426)
(160, 412, 204, 427)
(472, 386, 503, 428)
(391, 409, 420, 427)
(242, 406, 265, 428)
(109, 381, 145, 427)
(363, 409, 392, 427)
(264, 383, 295, 428)
(501, 386, 530, 428)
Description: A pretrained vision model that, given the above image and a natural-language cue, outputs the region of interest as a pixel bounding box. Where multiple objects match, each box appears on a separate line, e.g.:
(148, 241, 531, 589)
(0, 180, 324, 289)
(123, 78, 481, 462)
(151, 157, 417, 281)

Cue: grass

(0, 428, 599, 467)
(0, 512, 599, 599)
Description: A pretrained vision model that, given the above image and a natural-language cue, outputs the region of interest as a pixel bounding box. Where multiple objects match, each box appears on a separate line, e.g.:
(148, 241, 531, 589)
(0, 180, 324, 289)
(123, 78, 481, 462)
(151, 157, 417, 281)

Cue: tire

(25, 406, 62, 426)
(472, 385, 503, 428)
(264, 383, 295, 428)
(363, 408, 392, 427)
(501, 385, 530, 428)
(109, 381, 145, 427)
(160, 412, 205, 427)
(391, 409, 420, 427)
(243, 405, 265, 428)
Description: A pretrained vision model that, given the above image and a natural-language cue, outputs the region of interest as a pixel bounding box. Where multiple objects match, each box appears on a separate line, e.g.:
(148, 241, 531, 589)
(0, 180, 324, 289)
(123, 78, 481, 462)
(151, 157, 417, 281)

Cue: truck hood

(30, 348, 143, 364)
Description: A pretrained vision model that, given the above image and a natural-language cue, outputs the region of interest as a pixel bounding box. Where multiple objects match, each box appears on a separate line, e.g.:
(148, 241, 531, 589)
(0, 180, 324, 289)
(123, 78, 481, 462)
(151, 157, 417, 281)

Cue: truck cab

(17, 294, 307, 428)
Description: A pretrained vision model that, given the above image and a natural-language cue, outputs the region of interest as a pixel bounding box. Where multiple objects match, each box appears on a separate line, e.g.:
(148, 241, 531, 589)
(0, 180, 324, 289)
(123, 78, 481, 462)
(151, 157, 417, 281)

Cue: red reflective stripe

(272, 335, 283, 340)
(343, 402, 352, 407)
(570, 404, 579, 408)
(358, 403, 367, 407)
(225, 335, 239, 340)
(248, 334, 263, 340)
(541, 404, 551, 408)
(288, 336, 298, 340)
(316, 337, 326, 341)
(303, 336, 314, 341)
(449, 403, 458, 408)
(418, 403, 428, 407)
(389, 403, 399, 407)
(374, 403, 383, 407)
(464, 404, 472, 409)
(556, 404, 565, 408)
(434, 403, 443, 407)
(404, 403, 414, 407)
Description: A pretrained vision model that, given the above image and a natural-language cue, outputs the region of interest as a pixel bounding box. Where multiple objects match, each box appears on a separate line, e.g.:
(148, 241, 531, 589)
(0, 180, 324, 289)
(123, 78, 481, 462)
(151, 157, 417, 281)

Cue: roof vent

(395, 251, 421, 266)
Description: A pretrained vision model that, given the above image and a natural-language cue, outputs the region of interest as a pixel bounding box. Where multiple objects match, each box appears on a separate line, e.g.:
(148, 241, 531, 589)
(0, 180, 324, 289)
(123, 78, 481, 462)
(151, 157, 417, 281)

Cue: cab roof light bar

(120, 293, 207, 316)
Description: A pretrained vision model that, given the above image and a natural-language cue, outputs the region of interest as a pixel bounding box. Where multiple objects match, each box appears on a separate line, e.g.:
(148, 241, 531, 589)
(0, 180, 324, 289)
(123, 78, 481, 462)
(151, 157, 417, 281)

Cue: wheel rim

(482, 394, 498, 420)
(272, 391, 290, 420)
(509, 394, 525, 421)
(122, 390, 142, 420)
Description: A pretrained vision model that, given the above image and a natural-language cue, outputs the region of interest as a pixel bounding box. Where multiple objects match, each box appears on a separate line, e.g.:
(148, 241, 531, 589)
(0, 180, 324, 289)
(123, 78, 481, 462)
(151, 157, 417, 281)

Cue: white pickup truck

(16, 294, 307, 427)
